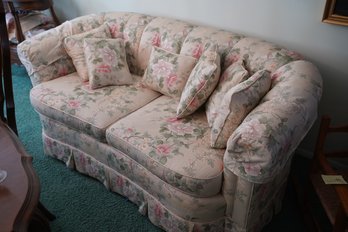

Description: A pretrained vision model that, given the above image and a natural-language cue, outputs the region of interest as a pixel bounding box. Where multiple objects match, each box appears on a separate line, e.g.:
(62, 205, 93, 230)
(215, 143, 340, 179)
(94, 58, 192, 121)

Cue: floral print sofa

(17, 12, 322, 232)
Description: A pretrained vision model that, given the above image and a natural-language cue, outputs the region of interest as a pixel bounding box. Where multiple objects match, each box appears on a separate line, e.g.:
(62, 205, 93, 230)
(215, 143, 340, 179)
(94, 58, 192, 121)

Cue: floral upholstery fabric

(137, 17, 194, 72)
(103, 12, 155, 75)
(223, 158, 292, 231)
(83, 38, 132, 89)
(17, 21, 76, 86)
(40, 114, 290, 232)
(68, 13, 105, 34)
(18, 11, 324, 232)
(180, 27, 243, 67)
(41, 117, 226, 223)
(224, 61, 323, 183)
(176, 44, 221, 118)
(224, 37, 303, 74)
(63, 24, 112, 82)
(101, 12, 134, 39)
(17, 14, 105, 85)
(142, 46, 197, 99)
(206, 59, 249, 127)
(211, 70, 271, 148)
(30, 73, 161, 141)
(106, 96, 224, 197)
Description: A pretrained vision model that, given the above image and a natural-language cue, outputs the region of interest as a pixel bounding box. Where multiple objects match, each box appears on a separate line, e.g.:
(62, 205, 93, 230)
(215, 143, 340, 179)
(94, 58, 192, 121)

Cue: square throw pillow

(176, 44, 221, 118)
(63, 23, 111, 82)
(210, 70, 271, 148)
(83, 38, 133, 89)
(142, 46, 197, 99)
(206, 59, 249, 127)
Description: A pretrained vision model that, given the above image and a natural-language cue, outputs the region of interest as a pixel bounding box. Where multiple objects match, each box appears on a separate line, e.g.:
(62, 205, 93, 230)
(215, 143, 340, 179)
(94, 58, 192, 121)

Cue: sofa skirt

(39, 114, 291, 232)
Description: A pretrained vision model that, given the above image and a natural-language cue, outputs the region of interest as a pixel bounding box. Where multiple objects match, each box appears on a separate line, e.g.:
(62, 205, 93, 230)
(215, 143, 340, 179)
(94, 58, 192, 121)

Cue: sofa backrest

(103, 12, 303, 77)
(17, 11, 304, 86)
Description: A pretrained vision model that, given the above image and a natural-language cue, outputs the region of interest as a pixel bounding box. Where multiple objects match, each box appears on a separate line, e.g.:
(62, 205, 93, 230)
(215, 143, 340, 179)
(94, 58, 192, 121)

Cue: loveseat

(17, 12, 323, 232)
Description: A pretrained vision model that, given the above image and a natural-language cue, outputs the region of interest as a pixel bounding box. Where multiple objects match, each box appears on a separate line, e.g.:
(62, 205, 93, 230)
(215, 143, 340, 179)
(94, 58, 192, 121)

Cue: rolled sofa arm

(17, 14, 104, 86)
(223, 60, 323, 184)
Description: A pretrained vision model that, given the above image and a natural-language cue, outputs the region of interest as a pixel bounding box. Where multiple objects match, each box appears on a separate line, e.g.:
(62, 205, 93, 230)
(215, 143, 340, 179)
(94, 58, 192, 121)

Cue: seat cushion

(106, 96, 224, 197)
(30, 73, 161, 141)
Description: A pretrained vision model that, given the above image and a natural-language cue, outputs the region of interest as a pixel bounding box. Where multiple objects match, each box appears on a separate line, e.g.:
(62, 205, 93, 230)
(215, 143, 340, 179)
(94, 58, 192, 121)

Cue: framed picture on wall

(323, 0, 348, 26)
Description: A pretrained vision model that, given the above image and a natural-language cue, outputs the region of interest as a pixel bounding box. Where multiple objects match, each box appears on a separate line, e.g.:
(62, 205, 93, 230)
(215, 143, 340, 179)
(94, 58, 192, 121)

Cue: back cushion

(180, 26, 243, 67)
(137, 17, 195, 74)
(69, 14, 105, 34)
(224, 37, 303, 74)
(104, 12, 154, 75)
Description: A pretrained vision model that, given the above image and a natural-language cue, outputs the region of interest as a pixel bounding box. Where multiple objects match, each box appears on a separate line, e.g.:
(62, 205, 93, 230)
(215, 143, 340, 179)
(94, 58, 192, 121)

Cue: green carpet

(11, 64, 306, 232)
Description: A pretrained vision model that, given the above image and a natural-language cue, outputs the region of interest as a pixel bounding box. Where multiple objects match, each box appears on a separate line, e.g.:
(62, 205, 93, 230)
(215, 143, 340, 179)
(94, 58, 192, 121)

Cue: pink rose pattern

(156, 144, 171, 155)
(192, 43, 204, 59)
(96, 64, 112, 73)
(68, 99, 80, 109)
(109, 24, 124, 39)
(142, 46, 197, 98)
(152, 59, 173, 77)
(165, 75, 177, 88)
(83, 38, 133, 89)
(151, 32, 161, 47)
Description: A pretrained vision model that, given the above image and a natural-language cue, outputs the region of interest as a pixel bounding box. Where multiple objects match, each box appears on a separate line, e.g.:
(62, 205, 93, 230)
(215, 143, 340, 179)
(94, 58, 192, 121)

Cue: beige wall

(52, 0, 348, 153)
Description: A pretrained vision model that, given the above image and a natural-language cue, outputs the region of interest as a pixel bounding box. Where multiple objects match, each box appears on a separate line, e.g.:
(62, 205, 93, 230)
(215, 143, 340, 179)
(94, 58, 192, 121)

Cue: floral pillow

(142, 46, 197, 99)
(206, 59, 249, 127)
(83, 38, 132, 89)
(176, 44, 221, 118)
(210, 70, 271, 148)
(63, 23, 111, 82)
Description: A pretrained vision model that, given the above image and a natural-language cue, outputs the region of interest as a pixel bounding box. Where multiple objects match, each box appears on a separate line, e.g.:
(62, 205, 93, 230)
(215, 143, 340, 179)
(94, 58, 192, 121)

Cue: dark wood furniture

(1, 0, 17, 134)
(323, 0, 348, 27)
(0, 121, 55, 231)
(3, 0, 60, 64)
(303, 116, 348, 231)
(1, 3, 54, 230)
(4, 0, 60, 43)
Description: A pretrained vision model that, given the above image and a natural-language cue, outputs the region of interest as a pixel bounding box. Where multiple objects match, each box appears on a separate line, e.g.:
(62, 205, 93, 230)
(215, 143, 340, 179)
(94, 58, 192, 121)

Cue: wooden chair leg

(0, 4, 17, 134)
(49, 6, 60, 26)
(7, 2, 25, 43)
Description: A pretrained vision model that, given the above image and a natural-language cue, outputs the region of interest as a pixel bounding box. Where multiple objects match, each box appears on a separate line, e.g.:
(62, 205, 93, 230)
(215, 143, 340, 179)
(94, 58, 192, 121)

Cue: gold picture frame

(323, 0, 348, 26)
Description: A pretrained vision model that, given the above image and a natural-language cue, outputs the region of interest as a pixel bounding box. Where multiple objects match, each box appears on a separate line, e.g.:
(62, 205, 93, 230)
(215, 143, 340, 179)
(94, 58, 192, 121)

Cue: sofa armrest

(17, 14, 103, 86)
(223, 60, 323, 183)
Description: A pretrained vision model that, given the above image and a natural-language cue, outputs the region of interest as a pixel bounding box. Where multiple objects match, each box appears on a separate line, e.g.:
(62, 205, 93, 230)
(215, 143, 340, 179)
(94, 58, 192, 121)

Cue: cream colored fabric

(41, 124, 226, 227)
(30, 73, 161, 141)
(176, 44, 221, 118)
(137, 17, 195, 72)
(106, 96, 224, 197)
(63, 24, 112, 82)
(211, 70, 271, 148)
(17, 11, 323, 232)
(142, 46, 197, 99)
(206, 59, 249, 127)
(103, 12, 155, 75)
(83, 38, 132, 89)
